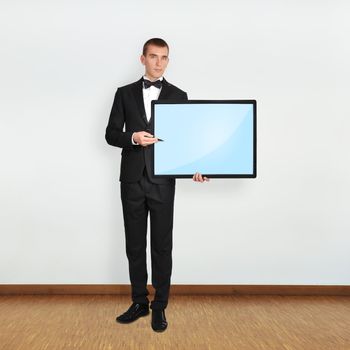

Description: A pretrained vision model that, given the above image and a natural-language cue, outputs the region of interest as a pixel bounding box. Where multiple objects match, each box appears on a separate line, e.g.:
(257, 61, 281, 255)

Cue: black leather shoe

(151, 309, 168, 332)
(116, 303, 149, 324)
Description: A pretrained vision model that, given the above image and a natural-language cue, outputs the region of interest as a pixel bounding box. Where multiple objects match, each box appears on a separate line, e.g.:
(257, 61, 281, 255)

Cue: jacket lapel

(131, 78, 148, 125)
(158, 77, 172, 100)
(131, 77, 172, 126)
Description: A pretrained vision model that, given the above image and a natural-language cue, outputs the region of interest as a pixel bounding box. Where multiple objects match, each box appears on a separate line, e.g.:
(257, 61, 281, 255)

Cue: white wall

(1, 0, 349, 284)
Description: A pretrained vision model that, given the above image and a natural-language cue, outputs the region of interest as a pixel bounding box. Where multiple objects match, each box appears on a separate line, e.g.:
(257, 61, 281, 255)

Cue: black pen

(144, 135, 164, 141)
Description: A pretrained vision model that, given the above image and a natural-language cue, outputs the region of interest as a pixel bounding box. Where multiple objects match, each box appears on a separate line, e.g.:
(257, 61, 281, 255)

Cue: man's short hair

(142, 38, 169, 56)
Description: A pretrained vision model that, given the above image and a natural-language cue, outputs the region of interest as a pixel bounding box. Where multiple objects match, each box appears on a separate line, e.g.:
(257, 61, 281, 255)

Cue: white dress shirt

(143, 75, 163, 121)
(131, 75, 163, 145)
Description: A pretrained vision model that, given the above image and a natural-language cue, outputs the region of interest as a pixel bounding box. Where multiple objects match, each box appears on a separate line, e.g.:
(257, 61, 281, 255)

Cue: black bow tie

(143, 79, 162, 89)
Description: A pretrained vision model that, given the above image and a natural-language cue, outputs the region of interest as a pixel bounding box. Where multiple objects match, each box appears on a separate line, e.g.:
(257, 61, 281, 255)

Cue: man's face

(140, 44, 169, 80)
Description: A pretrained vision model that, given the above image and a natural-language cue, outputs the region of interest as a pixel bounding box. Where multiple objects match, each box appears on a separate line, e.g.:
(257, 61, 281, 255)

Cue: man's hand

(193, 172, 210, 182)
(133, 131, 159, 147)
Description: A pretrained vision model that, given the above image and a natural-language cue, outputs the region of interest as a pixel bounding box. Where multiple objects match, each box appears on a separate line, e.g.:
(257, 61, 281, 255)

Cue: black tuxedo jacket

(105, 77, 188, 184)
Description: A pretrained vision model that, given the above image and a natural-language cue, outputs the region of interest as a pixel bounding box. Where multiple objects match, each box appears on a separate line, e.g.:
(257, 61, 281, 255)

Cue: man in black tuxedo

(105, 38, 209, 332)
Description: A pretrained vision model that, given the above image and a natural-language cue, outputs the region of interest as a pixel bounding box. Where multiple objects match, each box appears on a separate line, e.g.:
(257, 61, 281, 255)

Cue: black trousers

(120, 167, 175, 310)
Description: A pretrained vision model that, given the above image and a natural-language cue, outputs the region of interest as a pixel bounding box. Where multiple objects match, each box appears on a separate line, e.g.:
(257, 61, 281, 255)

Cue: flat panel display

(152, 100, 257, 178)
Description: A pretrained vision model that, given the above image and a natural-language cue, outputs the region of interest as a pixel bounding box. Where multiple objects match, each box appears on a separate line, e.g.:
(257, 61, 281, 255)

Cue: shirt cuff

(131, 132, 138, 145)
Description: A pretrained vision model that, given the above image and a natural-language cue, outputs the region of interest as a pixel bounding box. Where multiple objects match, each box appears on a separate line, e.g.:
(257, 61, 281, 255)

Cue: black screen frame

(151, 99, 257, 179)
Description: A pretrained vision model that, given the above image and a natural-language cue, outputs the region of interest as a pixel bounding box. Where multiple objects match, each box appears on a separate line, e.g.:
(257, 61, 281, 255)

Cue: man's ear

(140, 55, 145, 65)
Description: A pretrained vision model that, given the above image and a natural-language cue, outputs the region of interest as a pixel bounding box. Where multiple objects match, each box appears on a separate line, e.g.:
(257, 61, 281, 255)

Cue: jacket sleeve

(105, 88, 135, 149)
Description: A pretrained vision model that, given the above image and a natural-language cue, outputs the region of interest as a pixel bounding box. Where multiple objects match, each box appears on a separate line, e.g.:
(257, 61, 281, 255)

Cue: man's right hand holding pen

(132, 131, 160, 146)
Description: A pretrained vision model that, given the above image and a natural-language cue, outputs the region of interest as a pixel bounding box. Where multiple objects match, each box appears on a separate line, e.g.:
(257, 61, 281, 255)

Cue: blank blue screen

(154, 103, 254, 176)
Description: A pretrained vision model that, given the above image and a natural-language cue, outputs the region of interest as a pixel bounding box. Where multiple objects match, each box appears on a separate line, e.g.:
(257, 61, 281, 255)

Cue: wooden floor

(0, 295, 350, 350)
